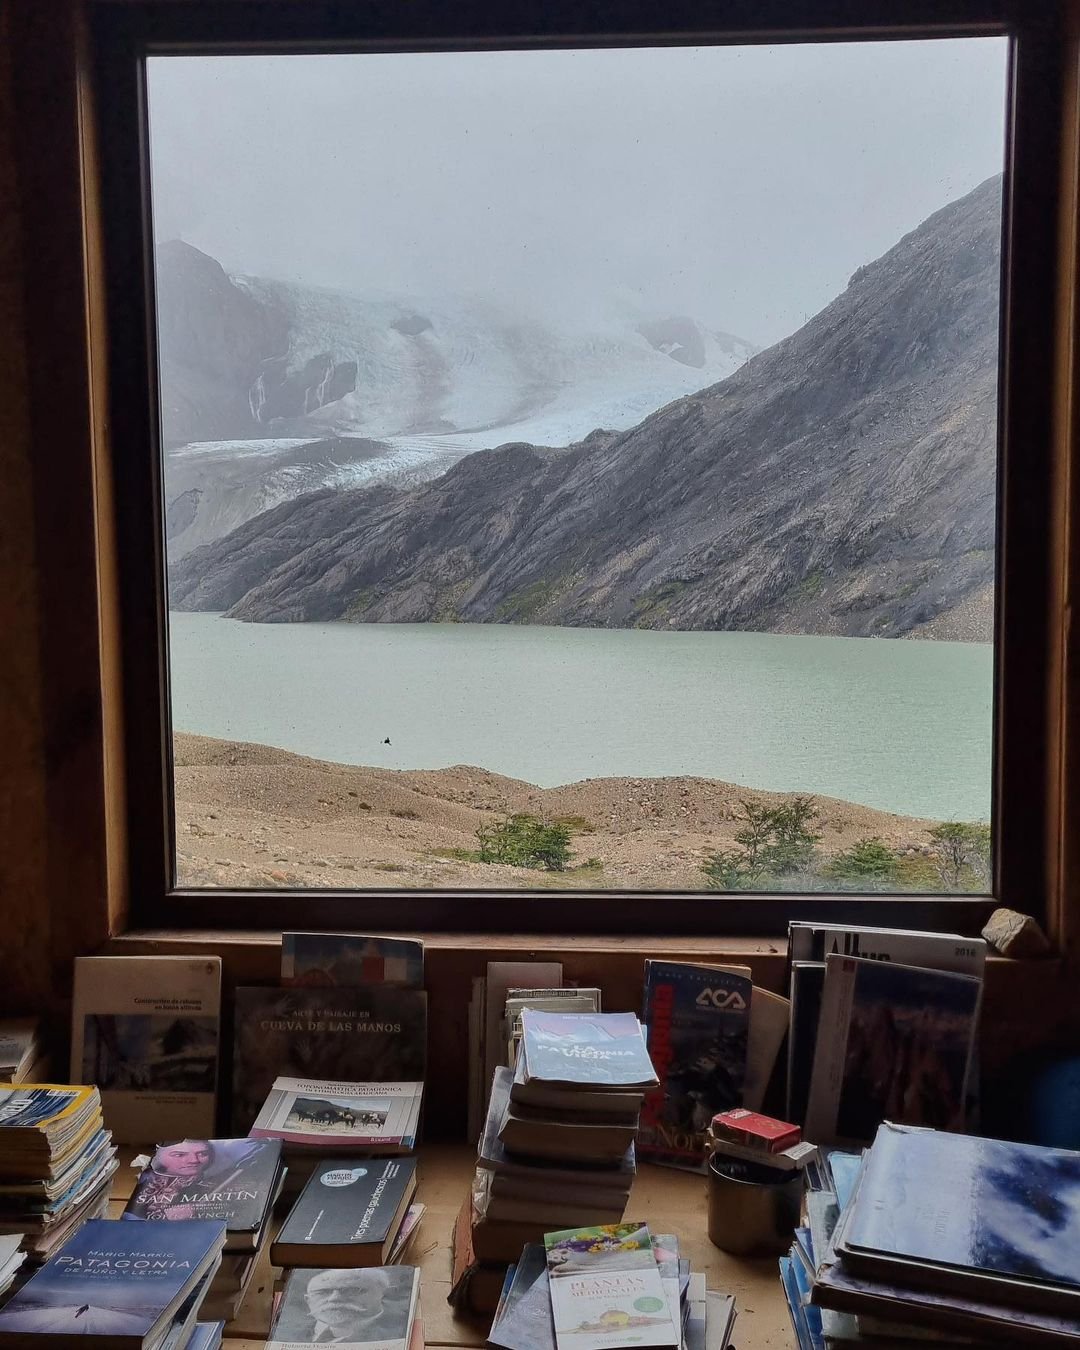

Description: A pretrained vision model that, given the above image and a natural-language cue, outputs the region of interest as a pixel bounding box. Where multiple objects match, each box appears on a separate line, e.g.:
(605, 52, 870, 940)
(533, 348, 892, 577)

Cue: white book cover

(787, 923, 986, 974)
(545, 1224, 679, 1350)
(70, 956, 221, 1144)
(484, 962, 562, 1105)
(250, 1077, 422, 1149)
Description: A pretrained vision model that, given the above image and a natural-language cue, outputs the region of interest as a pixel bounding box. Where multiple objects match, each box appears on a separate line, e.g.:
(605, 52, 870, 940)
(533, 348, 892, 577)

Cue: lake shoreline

(175, 731, 951, 891)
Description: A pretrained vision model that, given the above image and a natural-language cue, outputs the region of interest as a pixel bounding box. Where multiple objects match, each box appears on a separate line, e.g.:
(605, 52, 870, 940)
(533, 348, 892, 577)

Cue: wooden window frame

(14, 0, 1076, 943)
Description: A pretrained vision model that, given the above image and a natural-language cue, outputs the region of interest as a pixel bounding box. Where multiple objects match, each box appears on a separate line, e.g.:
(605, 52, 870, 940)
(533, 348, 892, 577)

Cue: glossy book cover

(640, 963, 750, 1169)
(522, 1013, 656, 1090)
(841, 1123, 1080, 1295)
(0, 1217, 224, 1341)
(124, 1138, 283, 1239)
(545, 1225, 678, 1350)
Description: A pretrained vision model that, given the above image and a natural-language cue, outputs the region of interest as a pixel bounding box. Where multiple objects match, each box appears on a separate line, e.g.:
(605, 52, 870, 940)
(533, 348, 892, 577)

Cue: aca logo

(694, 987, 748, 1011)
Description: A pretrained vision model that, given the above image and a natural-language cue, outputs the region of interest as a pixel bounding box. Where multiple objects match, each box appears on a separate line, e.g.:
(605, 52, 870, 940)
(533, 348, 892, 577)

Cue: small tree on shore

(476, 813, 571, 871)
(702, 795, 821, 890)
(827, 837, 899, 885)
(928, 821, 991, 890)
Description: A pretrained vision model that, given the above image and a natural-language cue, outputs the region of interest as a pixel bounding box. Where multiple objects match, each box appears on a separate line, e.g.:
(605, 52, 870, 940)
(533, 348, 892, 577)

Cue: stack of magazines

(0, 1085, 117, 1268)
(123, 1138, 287, 1323)
(786, 1121, 1080, 1348)
(452, 1012, 656, 1313)
(0, 1216, 226, 1349)
(488, 1224, 737, 1350)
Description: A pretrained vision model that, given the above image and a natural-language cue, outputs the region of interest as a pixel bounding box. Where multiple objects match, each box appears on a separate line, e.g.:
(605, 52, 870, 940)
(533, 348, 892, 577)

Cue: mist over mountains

(168, 176, 1000, 641)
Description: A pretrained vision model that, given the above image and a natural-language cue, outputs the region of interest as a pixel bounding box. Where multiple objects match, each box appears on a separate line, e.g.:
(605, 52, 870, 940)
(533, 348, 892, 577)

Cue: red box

(709, 1108, 801, 1153)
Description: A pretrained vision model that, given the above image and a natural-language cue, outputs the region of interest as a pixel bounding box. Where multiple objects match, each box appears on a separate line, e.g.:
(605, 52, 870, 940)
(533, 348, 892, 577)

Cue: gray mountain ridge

(169, 175, 1000, 640)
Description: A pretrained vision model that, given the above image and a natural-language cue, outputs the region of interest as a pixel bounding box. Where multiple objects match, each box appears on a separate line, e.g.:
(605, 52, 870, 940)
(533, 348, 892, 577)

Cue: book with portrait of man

(268, 1265, 420, 1350)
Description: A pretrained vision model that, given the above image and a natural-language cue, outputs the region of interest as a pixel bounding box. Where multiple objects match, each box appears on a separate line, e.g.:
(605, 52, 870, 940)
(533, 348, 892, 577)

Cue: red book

(710, 1108, 801, 1153)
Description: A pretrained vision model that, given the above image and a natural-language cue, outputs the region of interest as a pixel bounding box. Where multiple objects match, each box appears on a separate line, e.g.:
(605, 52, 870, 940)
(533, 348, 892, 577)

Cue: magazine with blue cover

(838, 1123, 1080, 1310)
(520, 1012, 656, 1091)
(0, 1216, 225, 1345)
(640, 962, 751, 1170)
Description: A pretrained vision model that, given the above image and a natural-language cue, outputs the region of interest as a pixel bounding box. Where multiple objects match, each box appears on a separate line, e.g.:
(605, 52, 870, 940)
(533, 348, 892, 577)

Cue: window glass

(151, 40, 1006, 894)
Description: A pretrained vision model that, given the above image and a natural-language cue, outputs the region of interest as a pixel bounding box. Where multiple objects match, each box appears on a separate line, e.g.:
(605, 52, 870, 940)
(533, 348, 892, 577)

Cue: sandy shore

(173, 732, 943, 890)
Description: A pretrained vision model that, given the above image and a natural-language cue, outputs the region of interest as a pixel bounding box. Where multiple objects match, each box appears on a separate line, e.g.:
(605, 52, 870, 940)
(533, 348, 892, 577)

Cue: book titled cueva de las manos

(0, 1216, 225, 1347)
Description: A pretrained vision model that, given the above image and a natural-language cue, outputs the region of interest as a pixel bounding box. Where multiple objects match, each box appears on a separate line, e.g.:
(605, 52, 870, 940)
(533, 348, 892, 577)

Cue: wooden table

(110, 1146, 791, 1350)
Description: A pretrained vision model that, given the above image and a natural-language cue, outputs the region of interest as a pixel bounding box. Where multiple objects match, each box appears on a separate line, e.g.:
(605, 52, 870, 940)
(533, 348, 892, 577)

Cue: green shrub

(475, 814, 572, 871)
(702, 795, 821, 890)
(827, 837, 900, 883)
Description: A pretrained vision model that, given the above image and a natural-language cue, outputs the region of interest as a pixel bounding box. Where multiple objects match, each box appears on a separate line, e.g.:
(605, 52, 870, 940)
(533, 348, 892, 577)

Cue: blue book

(519, 1011, 656, 1091)
(640, 962, 751, 1170)
(281, 932, 424, 989)
(838, 1123, 1080, 1311)
(0, 1217, 225, 1346)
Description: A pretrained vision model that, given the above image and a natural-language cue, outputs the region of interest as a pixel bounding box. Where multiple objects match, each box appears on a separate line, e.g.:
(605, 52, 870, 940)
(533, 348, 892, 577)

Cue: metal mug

(706, 1151, 803, 1257)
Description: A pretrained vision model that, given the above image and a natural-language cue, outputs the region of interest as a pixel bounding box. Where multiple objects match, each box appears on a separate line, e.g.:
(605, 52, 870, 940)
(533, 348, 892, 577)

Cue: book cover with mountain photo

(232, 987, 426, 1132)
(805, 955, 981, 1146)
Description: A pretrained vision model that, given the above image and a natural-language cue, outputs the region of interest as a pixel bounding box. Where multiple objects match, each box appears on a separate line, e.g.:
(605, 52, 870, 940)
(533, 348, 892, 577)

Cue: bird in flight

(383, 737, 392, 745)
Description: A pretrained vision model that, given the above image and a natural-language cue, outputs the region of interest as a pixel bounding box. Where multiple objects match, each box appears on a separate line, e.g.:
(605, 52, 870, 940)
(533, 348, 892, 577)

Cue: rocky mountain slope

(169, 177, 1001, 640)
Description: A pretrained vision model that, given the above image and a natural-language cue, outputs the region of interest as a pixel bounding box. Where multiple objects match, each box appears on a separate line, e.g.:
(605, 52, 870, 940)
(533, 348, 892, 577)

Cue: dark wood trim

(82, 0, 1069, 939)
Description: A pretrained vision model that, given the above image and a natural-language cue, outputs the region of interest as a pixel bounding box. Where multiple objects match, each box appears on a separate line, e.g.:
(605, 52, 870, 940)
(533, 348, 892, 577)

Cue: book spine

(803, 958, 856, 1145)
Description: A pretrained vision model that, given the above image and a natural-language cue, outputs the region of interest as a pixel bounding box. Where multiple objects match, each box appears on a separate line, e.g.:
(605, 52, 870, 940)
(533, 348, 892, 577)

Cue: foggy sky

(148, 39, 1006, 347)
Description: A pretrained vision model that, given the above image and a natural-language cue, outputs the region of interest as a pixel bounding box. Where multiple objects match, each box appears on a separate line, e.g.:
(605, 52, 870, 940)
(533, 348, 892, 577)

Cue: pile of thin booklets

(489, 1224, 736, 1350)
(0, 1085, 117, 1270)
(123, 1137, 287, 1323)
(453, 1011, 656, 1312)
(0, 1215, 226, 1349)
(785, 1121, 1080, 1349)
(0, 1018, 47, 1086)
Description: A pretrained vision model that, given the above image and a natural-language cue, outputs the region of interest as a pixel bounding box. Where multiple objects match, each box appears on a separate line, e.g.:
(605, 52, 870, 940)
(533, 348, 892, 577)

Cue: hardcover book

(544, 1224, 679, 1350)
(249, 1077, 423, 1153)
(232, 986, 427, 1131)
(836, 1122, 1080, 1311)
(521, 1012, 656, 1092)
(267, 1264, 420, 1350)
(785, 962, 825, 1127)
(281, 934, 424, 990)
(804, 955, 980, 1145)
(271, 1157, 418, 1267)
(640, 963, 751, 1170)
(123, 1138, 284, 1250)
(0, 1216, 225, 1347)
(70, 956, 222, 1144)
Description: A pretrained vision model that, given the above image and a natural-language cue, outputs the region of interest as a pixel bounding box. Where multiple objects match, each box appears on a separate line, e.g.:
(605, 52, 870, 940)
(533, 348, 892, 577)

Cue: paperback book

(232, 986, 427, 1131)
(520, 1012, 657, 1093)
(640, 963, 750, 1170)
(487, 1243, 555, 1350)
(271, 1157, 418, 1267)
(268, 1264, 420, 1350)
(250, 1077, 423, 1153)
(281, 934, 424, 990)
(0, 1019, 39, 1084)
(0, 1216, 225, 1347)
(544, 1224, 679, 1350)
(123, 1138, 284, 1250)
(70, 956, 222, 1144)
(788, 923, 987, 973)
(804, 956, 981, 1145)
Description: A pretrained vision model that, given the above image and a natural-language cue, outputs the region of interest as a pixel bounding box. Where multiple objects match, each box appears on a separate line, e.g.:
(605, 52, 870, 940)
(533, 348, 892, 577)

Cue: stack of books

(706, 1108, 818, 1175)
(268, 1263, 422, 1350)
(270, 1156, 424, 1270)
(785, 922, 986, 1142)
(488, 1224, 737, 1350)
(249, 1076, 424, 1191)
(123, 1137, 286, 1323)
(451, 1011, 656, 1314)
(0, 1216, 226, 1348)
(788, 1122, 1080, 1349)
(0, 1085, 117, 1267)
(0, 1019, 46, 1086)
